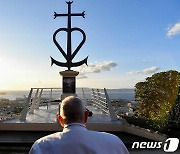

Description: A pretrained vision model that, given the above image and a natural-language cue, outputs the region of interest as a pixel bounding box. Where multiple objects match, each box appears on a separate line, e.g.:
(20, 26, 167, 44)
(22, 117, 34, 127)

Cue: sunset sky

(0, 0, 180, 90)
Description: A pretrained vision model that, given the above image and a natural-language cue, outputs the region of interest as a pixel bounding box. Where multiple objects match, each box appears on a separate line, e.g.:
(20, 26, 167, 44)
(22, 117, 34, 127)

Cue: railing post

(92, 88, 96, 105)
(104, 88, 117, 121)
(29, 88, 39, 114)
(97, 89, 101, 108)
(35, 88, 43, 109)
(92, 89, 97, 106)
(81, 88, 87, 105)
(19, 88, 33, 121)
(47, 88, 53, 110)
(49, 88, 52, 101)
(82, 88, 86, 100)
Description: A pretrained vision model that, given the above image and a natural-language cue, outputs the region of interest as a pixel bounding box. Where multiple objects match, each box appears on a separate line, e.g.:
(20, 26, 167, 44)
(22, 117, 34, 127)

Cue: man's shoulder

(36, 132, 62, 143)
(87, 130, 128, 153)
(88, 130, 117, 137)
(87, 130, 122, 142)
(29, 132, 63, 153)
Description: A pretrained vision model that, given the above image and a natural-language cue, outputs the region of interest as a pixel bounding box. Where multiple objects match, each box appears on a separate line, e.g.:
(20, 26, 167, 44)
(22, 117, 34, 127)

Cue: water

(107, 89, 135, 101)
(0, 89, 135, 101)
(77, 88, 135, 101)
(0, 90, 29, 100)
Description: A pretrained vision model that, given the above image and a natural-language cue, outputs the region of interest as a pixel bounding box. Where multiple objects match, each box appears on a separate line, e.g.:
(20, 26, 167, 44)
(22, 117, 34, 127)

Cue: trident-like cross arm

(54, 11, 85, 19)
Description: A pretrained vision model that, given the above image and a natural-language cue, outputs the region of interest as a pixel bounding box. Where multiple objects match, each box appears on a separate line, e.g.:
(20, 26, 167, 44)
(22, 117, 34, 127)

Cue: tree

(170, 73, 180, 128)
(135, 70, 179, 130)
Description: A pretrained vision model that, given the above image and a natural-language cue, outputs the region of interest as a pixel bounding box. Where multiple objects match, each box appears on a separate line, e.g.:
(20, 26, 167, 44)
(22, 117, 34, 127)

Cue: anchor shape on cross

(50, 1, 88, 71)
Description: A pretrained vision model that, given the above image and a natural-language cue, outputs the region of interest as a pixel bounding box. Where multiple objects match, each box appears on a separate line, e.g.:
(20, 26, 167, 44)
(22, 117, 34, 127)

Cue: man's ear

(58, 115, 65, 127)
(84, 110, 89, 124)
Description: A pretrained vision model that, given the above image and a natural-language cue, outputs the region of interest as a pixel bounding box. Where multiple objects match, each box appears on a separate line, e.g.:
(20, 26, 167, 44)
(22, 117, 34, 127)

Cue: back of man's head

(60, 96, 86, 124)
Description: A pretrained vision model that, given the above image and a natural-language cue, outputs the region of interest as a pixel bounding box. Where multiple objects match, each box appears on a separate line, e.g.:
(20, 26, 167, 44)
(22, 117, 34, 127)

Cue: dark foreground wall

(1, 131, 179, 154)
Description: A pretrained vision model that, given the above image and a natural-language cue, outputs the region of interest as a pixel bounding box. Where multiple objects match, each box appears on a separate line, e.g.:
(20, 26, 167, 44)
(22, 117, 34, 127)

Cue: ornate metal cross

(50, 1, 88, 70)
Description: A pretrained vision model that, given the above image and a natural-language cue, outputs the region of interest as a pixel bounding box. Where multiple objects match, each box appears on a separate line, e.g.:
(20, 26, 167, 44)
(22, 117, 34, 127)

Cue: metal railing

(20, 87, 117, 122)
(91, 88, 117, 121)
(20, 88, 62, 121)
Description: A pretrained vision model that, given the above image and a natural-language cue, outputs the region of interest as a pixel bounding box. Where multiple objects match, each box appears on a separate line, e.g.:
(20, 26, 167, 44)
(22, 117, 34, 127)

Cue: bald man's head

(60, 96, 86, 124)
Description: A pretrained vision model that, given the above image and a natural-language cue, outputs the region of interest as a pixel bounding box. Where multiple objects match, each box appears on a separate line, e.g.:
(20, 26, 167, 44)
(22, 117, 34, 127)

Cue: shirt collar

(63, 123, 87, 132)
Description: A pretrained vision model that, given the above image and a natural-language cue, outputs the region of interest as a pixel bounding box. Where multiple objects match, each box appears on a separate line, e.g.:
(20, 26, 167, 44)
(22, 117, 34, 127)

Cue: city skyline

(0, 0, 180, 90)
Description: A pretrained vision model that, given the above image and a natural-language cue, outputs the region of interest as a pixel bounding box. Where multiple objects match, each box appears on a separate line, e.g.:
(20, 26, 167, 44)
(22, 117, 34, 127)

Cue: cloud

(77, 61, 117, 79)
(143, 67, 160, 74)
(127, 66, 160, 75)
(77, 73, 88, 79)
(167, 22, 180, 38)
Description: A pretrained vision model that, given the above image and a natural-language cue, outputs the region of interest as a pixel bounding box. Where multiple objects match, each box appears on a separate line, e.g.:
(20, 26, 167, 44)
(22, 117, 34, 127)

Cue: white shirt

(29, 123, 129, 154)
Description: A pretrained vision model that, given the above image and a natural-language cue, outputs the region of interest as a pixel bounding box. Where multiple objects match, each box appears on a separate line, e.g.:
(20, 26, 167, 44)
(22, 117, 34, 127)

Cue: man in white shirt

(29, 96, 129, 154)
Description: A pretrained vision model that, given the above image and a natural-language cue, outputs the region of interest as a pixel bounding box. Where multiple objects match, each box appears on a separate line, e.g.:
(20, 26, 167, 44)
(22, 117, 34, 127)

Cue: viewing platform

(0, 88, 169, 153)
(2, 88, 122, 131)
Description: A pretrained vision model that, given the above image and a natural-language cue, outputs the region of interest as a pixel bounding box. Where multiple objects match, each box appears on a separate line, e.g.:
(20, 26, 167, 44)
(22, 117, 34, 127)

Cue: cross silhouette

(51, 1, 88, 70)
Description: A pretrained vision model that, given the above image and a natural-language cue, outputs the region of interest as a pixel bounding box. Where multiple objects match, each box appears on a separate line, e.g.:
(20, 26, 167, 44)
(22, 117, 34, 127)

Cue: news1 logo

(164, 138, 179, 152)
(132, 138, 179, 152)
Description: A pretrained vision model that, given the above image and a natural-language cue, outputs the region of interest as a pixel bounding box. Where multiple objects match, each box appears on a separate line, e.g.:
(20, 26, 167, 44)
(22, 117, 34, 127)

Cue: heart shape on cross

(53, 27, 86, 62)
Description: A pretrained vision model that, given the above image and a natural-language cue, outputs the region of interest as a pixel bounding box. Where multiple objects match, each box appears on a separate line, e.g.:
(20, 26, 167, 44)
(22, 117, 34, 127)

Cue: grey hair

(60, 96, 85, 124)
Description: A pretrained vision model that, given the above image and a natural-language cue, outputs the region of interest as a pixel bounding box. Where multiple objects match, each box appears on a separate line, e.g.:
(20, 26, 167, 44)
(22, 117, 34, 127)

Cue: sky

(0, 0, 180, 90)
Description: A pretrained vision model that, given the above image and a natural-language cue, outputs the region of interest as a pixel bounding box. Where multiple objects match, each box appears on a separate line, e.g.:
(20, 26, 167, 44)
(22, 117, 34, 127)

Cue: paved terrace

(4, 103, 118, 124)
